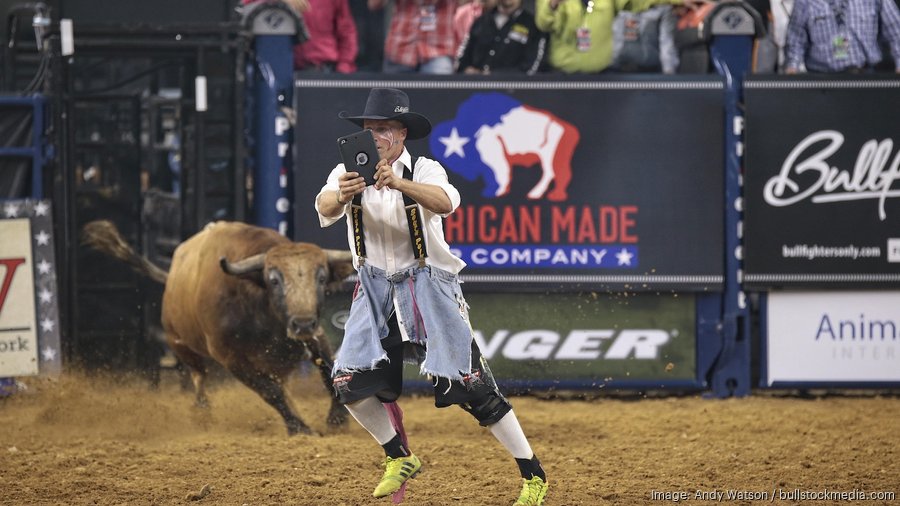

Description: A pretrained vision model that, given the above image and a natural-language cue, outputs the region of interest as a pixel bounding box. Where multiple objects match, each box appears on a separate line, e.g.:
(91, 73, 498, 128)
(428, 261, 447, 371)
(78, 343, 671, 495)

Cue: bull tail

(81, 220, 169, 285)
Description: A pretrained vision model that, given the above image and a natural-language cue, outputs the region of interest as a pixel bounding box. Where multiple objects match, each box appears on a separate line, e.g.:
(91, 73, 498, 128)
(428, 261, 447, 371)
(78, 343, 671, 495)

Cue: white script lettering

(763, 130, 900, 221)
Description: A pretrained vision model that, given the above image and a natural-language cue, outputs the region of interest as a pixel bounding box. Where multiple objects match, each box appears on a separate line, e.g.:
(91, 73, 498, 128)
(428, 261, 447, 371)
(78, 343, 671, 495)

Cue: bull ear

(325, 249, 355, 291)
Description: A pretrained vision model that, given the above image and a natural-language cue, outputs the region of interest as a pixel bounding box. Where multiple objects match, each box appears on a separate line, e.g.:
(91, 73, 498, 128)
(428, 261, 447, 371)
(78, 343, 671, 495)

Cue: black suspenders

(350, 157, 428, 267)
(350, 194, 366, 261)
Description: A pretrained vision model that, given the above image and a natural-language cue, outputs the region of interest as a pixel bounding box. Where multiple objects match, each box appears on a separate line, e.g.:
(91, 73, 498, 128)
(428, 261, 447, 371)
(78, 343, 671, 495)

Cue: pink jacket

(244, 0, 358, 73)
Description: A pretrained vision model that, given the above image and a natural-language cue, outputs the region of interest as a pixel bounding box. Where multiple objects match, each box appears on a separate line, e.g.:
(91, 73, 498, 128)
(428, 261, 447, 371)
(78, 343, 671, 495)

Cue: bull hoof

(286, 422, 315, 437)
(326, 405, 349, 427)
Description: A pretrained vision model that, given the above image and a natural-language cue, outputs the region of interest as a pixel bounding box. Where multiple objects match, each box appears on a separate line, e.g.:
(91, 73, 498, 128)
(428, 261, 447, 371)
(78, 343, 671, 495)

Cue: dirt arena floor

(2, 371, 898, 506)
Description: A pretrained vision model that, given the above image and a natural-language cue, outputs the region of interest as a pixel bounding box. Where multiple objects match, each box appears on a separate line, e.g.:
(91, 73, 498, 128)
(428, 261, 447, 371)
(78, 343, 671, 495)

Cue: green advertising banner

(321, 291, 696, 387)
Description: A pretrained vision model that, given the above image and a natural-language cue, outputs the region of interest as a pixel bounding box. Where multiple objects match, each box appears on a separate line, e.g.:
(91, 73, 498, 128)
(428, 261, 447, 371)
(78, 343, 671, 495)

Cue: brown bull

(82, 220, 355, 435)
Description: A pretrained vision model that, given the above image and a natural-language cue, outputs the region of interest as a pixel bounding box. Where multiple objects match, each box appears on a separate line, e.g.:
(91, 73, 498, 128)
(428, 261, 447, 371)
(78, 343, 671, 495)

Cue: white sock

(489, 410, 533, 459)
(345, 396, 397, 445)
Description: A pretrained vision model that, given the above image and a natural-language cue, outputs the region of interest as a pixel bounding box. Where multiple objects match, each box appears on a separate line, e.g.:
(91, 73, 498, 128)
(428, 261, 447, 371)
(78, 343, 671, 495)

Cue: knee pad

(459, 392, 512, 426)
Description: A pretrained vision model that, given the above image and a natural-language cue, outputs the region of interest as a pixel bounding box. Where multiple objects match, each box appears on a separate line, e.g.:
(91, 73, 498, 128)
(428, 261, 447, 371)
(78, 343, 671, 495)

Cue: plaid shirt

(384, 0, 458, 67)
(785, 0, 900, 72)
(454, 2, 484, 48)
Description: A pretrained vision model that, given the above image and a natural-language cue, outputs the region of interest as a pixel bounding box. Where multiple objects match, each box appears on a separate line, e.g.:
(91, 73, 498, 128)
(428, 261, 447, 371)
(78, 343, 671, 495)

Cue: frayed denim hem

(332, 352, 389, 375)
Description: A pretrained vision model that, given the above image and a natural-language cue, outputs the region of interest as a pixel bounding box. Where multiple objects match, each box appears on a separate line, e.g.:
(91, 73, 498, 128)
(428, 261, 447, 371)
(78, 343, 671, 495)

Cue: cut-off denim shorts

(334, 263, 475, 382)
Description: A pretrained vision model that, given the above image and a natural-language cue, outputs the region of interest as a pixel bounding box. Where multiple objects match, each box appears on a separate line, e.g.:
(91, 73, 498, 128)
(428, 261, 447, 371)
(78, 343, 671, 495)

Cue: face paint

(370, 125, 396, 147)
(363, 120, 405, 163)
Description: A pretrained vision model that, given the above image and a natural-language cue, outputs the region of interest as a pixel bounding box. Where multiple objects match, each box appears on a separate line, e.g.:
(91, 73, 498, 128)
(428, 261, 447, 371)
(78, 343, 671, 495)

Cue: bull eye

(268, 271, 282, 287)
(317, 267, 327, 285)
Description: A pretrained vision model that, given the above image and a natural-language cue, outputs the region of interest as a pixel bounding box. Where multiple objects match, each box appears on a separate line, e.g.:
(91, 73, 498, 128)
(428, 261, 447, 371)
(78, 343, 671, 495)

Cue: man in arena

(315, 87, 549, 505)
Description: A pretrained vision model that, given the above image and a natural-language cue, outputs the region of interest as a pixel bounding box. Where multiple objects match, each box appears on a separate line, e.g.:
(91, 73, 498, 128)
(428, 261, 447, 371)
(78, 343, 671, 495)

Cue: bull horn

(220, 253, 266, 275)
(324, 249, 353, 263)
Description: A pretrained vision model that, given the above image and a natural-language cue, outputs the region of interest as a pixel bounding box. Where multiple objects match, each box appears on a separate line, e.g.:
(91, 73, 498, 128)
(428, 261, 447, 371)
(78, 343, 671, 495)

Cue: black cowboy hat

(338, 88, 432, 140)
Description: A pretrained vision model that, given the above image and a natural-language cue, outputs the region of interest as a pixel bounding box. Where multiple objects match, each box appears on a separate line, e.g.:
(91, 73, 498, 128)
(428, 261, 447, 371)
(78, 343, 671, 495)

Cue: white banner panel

(767, 291, 900, 384)
(0, 218, 38, 376)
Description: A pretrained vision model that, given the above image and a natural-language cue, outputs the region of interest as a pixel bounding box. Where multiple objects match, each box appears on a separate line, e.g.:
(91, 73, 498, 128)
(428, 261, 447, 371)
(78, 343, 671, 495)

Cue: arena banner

(743, 77, 900, 288)
(0, 200, 62, 377)
(764, 291, 900, 385)
(321, 291, 697, 387)
(294, 76, 725, 291)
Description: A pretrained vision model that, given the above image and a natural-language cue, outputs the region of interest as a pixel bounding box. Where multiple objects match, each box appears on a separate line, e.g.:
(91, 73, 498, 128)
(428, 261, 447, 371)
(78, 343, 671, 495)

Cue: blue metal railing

(0, 94, 47, 199)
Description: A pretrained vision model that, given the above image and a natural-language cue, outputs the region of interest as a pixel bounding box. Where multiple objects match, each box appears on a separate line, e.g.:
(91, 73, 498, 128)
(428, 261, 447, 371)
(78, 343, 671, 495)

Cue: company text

(444, 204, 638, 244)
(782, 244, 880, 260)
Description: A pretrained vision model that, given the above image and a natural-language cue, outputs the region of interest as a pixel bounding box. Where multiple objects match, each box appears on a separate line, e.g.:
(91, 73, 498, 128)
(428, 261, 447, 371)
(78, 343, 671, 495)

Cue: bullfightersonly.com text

(649, 488, 896, 502)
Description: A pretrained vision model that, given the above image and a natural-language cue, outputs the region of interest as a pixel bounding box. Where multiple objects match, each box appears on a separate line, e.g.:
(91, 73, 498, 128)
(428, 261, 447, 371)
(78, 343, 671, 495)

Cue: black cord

(22, 49, 48, 94)
(5, 2, 49, 49)
(5, 2, 51, 94)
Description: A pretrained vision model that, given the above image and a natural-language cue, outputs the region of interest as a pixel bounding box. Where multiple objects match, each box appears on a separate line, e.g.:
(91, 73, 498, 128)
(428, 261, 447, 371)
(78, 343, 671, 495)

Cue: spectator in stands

(350, 0, 386, 71)
(611, 5, 679, 73)
(454, 0, 499, 45)
(784, 0, 900, 73)
(749, 0, 787, 73)
(456, 0, 548, 74)
(535, 0, 701, 73)
(372, 0, 458, 73)
(244, 0, 359, 73)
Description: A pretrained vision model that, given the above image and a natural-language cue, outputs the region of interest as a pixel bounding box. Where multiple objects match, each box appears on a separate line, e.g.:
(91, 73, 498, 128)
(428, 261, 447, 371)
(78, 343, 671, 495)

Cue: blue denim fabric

(334, 263, 474, 381)
(382, 56, 455, 74)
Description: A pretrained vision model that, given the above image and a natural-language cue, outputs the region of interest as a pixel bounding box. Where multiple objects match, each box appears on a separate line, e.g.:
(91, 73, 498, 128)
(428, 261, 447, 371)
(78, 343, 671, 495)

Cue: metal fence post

(243, 1, 308, 236)
(706, 1, 765, 397)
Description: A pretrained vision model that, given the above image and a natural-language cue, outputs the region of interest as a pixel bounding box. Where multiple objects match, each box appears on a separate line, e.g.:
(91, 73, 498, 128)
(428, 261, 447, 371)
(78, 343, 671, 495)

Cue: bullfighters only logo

(429, 93, 580, 202)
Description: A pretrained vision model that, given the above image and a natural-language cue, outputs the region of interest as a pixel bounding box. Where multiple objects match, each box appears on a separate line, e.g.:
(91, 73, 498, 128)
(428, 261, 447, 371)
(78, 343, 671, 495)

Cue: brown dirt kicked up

(1, 371, 898, 506)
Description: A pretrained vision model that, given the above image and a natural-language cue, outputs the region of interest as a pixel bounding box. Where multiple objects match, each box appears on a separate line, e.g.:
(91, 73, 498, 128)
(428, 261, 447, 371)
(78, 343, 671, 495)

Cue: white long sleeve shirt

(315, 148, 467, 275)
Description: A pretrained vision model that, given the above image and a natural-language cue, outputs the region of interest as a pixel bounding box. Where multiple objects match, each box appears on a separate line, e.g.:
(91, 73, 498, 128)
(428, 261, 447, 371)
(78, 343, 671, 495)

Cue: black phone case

(337, 130, 379, 186)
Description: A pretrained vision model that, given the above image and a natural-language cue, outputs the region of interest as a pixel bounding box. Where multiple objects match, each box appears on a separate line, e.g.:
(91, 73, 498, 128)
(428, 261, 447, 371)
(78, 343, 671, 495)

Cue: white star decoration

(35, 230, 50, 246)
(439, 127, 470, 158)
(41, 345, 57, 362)
(3, 202, 18, 218)
(40, 318, 55, 332)
(616, 248, 635, 266)
(0, 202, 60, 368)
(37, 259, 52, 275)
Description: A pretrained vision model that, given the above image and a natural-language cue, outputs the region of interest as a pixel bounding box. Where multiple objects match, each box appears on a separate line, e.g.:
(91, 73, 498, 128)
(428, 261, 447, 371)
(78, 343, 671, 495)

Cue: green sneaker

(372, 454, 422, 498)
(514, 476, 549, 505)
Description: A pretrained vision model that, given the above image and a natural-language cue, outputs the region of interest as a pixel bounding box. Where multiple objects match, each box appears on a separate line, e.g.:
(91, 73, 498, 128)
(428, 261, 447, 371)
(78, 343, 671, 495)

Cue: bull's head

(220, 244, 354, 340)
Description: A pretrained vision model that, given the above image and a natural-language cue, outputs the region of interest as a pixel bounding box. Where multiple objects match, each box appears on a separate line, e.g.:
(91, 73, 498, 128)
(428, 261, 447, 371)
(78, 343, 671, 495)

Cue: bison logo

(429, 93, 580, 202)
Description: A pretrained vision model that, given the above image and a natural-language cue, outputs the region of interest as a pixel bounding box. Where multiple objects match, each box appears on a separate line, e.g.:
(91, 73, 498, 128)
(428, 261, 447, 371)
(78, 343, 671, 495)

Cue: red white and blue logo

(430, 93, 580, 202)
(432, 93, 638, 270)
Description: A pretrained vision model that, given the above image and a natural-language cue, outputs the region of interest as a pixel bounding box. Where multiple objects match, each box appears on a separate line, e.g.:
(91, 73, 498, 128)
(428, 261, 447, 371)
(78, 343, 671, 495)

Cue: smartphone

(337, 130, 379, 186)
